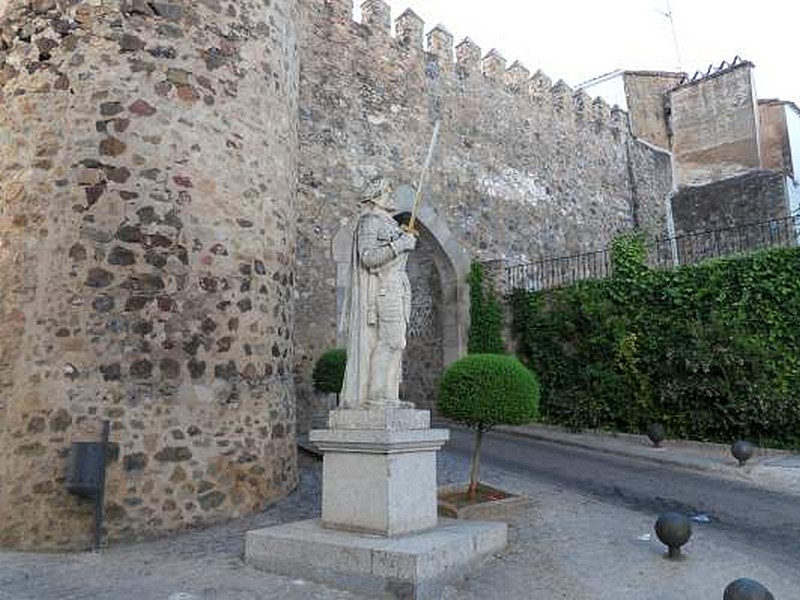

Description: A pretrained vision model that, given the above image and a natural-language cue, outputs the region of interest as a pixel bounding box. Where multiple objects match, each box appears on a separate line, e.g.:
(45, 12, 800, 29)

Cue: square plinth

(327, 408, 430, 431)
(245, 518, 507, 600)
(310, 427, 449, 536)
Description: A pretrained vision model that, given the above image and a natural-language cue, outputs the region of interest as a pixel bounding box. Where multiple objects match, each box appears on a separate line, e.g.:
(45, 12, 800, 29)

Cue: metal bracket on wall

(65, 420, 110, 552)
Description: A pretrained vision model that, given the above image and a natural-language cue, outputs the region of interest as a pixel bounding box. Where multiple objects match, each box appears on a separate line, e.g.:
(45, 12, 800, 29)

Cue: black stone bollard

(654, 512, 692, 558)
(731, 440, 755, 467)
(723, 578, 775, 600)
(647, 423, 666, 448)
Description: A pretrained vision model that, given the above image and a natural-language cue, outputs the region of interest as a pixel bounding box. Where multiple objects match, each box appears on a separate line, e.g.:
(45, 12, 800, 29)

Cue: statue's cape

(339, 215, 376, 408)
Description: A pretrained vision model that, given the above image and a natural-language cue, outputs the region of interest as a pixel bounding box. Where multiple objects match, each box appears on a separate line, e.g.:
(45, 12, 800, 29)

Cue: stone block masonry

(0, 0, 299, 549)
(293, 0, 674, 419)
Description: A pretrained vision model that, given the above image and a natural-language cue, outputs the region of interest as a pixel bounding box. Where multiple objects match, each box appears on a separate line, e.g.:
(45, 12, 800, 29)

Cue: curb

(495, 425, 724, 473)
(302, 419, 799, 497)
(489, 424, 800, 497)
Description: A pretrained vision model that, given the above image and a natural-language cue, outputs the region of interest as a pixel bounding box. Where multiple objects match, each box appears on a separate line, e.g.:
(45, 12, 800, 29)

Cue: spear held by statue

(404, 120, 441, 235)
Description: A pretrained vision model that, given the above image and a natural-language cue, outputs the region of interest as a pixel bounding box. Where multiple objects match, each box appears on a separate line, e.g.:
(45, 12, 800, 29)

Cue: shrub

(510, 245, 800, 448)
(312, 349, 347, 404)
(439, 354, 540, 495)
(610, 231, 647, 280)
(467, 262, 505, 354)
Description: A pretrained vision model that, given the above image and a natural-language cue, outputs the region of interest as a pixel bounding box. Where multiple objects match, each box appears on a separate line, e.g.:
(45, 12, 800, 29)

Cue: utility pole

(657, 0, 683, 72)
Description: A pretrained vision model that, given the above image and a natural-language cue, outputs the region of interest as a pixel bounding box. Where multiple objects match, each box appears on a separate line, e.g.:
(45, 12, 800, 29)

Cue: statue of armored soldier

(252, 130, 502, 582)
(339, 178, 417, 409)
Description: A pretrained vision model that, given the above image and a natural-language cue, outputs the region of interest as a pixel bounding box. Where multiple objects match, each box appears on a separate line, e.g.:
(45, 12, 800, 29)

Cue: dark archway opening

(395, 214, 444, 410)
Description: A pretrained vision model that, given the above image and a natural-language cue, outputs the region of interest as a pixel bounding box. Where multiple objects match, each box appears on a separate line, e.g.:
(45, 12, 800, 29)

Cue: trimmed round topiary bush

(439, 354, 540, 496)
(439, 354, 540, 428)
(312, 349, 347, 405)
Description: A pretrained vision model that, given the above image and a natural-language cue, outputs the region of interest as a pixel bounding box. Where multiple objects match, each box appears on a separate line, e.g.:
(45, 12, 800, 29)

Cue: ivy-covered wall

(467, 263, 505, 355)
(510, 242, 800, 448)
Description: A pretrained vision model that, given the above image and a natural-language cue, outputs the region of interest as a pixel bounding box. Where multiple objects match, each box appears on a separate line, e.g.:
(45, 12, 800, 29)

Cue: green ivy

(510, 245, 800, 449)
(610, 231, 647, 280)
(467, 262, 505, 354)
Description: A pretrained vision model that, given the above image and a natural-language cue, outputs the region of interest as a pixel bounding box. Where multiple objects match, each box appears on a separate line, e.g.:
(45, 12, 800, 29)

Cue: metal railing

(650, 215, 800, 268)
(506, 214, 800, 292)
(506, 248, 611, 292)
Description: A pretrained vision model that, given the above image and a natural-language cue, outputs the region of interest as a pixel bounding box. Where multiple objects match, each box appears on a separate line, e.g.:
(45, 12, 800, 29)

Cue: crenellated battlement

(326, 0, 353, 20)
(529, 69, 553, 98)
(573, 89, 591, 120)
(361, 0, 391, 33)
(427, 25, 453, 65)
(550, 79, 574, 112)
(456, 37, 481, 73)
(481, 49, 506, 82)
(330, 0, 627, 135)
(592, 96, 611, 123)
(395, 8, 424, 48)
(506, 61, 530, 92)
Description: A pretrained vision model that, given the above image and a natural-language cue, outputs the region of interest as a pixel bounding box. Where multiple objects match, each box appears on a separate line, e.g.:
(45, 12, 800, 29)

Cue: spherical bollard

(654, 512, 692, 558)
(647, 423, 666, 448)
(731, 440, 755, 467)
(723, 578, 775, 600)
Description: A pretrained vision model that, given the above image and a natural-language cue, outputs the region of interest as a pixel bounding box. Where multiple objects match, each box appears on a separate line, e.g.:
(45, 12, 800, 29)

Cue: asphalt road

(444, 427, 800, 570)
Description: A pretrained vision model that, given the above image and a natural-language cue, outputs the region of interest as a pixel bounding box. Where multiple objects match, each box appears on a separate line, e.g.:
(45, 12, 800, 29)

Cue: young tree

(438, 354, 540, 497)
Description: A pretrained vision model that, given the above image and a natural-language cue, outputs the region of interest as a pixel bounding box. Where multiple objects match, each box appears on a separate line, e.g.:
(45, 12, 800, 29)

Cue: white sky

(360, 0, 799, 104)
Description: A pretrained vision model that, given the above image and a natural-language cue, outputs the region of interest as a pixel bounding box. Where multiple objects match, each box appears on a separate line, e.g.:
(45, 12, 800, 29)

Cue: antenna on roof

(656, 0, 683, 72)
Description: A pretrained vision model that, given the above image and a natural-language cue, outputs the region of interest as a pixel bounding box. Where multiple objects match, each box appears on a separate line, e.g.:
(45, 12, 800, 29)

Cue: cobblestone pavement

(440, 457, 800, 599)
(2, 450, 799, 600)
(0, 455, 361, 600)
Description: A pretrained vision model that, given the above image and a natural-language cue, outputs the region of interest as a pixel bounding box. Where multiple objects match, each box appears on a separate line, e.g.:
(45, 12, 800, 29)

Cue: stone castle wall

(0, 0, 299, 549)
(0, 0, 780, 552)
(293, 0, 674, 421)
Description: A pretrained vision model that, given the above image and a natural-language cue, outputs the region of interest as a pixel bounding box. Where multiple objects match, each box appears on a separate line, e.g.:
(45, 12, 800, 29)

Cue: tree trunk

(468, 427, 485, 499)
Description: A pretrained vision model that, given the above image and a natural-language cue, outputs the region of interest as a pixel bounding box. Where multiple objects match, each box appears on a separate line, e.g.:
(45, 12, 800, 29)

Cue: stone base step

(245, 518, 507, 600)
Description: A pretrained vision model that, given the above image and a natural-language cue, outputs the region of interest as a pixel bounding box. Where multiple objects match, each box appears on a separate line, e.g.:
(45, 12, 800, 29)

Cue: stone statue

(339, 178, 417, 409)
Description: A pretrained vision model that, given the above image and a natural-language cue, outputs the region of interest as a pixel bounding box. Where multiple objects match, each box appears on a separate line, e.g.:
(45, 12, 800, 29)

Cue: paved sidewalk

(492, 422, 800, 497)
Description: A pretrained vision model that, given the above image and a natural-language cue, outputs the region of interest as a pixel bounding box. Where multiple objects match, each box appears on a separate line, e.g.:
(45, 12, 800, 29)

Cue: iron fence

(650, 215, 800, 268)
(506, 214, 800, 293)
(506, 248, 611, 292)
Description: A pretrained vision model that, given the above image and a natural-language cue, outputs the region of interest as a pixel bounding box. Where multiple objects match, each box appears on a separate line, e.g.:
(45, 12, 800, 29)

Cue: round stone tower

(0, 0, 299, 549)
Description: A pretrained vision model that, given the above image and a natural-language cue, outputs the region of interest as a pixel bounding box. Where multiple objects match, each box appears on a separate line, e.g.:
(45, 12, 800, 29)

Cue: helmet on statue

(360, 177, 397, 211)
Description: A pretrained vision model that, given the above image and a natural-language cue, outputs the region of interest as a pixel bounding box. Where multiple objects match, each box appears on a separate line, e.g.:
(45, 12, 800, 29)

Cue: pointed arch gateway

(332, 184, 471, 411)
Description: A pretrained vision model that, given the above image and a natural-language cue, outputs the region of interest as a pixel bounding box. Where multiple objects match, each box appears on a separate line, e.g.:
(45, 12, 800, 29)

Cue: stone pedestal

(245, 408, 507, 599)
(312, 409, 448, 536)
(245, 518, 507, 600)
